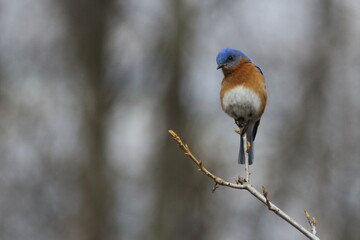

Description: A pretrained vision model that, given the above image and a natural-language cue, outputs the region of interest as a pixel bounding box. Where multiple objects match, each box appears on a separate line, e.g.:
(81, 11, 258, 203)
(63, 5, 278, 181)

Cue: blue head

(216, 48, 250, 70)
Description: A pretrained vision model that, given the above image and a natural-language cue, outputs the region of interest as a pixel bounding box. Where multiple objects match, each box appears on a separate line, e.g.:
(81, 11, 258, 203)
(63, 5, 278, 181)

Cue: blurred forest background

(0, 0, 359, 240)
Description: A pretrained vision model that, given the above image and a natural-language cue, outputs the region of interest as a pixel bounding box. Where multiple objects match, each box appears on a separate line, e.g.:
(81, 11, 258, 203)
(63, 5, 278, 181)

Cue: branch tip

(304, 210, 317, 235)
(168, 129, 176, 137)
(168, 130, 180, 142)
(168, 129, 182, 146)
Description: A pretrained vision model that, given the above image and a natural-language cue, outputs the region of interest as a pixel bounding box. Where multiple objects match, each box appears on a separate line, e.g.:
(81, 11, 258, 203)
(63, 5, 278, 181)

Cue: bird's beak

(217, 63, 226, 70)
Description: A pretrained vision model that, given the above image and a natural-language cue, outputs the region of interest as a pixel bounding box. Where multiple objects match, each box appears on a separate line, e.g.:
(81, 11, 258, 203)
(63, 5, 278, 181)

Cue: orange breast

(220, 61, 267, 118)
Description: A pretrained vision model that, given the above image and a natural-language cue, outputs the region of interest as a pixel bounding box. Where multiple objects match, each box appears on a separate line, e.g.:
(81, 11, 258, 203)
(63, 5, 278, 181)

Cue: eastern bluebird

(216, 48, 267, 165)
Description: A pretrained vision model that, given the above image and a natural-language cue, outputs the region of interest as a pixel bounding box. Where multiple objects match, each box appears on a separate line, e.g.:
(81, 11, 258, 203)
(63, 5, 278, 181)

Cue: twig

(305, 210, 317, 235)
(168, 130, 246, 190)
(262, 186, 272, 210)
(235, 129, 250, 182)
(168, 130, 320, 240)
(212, 183, 219, 193)
(242, 132, 250, 182)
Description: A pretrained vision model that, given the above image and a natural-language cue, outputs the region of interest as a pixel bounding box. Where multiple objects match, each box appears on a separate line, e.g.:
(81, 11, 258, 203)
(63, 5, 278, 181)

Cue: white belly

(222, 86, 261, 122)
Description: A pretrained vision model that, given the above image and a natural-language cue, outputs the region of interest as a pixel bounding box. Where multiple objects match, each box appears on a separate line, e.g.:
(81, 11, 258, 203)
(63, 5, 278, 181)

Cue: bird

(216, 48, 267, 165)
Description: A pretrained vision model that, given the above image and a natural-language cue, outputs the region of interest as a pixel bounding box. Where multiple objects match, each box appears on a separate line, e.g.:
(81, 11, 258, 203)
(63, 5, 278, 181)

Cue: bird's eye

(228, 56, 233, 61)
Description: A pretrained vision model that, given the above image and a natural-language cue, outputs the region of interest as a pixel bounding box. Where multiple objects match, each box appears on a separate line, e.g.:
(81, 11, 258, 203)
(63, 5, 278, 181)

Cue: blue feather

(255, 65, 264, 76)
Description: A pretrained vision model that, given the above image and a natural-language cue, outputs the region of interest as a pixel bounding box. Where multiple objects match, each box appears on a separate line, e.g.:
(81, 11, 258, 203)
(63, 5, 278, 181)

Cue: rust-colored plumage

(220, 59, 267, 119)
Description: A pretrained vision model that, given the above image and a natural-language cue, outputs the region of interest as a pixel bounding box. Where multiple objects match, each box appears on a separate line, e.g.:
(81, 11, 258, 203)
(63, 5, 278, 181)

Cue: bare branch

(168, 130, 320, 240)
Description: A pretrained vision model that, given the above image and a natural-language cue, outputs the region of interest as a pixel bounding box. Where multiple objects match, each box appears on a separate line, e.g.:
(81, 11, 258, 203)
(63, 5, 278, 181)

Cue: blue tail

(238, 120, 260, 165)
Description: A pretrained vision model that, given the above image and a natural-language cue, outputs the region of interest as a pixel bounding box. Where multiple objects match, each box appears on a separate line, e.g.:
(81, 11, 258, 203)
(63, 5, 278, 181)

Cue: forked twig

(168, 130, 320, 240)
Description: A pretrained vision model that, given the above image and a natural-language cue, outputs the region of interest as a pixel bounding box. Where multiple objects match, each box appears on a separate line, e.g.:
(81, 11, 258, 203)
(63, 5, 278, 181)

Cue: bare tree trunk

(150, 1, 206, 240)
(56, 1, 115, 239)
(257, 0, 354, 239)
(267, 0, 334, 200)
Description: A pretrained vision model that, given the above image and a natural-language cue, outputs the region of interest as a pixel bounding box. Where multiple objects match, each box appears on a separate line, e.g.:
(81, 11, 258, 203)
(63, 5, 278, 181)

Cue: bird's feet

(235, 118, 249, 135)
